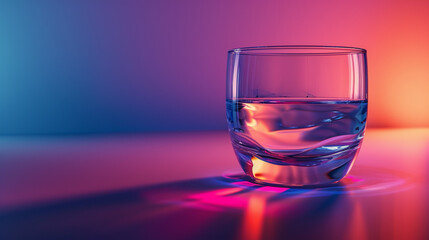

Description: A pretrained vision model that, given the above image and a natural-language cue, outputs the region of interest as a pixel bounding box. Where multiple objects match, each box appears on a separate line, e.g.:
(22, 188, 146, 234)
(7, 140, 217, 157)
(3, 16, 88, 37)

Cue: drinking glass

(226, 46, 367, 187)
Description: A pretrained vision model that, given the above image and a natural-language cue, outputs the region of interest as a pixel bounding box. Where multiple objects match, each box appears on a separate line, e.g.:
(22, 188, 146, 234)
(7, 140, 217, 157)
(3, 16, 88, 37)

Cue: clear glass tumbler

(226, 46, 367, 187)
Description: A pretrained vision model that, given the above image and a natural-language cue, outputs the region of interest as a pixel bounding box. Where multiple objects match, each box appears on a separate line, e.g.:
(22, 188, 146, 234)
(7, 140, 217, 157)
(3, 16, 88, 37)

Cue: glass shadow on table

(0, 166, 418, 240)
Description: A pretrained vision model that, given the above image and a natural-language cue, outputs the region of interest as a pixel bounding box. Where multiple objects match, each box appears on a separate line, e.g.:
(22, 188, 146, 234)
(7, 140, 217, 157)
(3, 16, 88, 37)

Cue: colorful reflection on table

(1, 164, 427, 240)
(1, 129, 429, 239)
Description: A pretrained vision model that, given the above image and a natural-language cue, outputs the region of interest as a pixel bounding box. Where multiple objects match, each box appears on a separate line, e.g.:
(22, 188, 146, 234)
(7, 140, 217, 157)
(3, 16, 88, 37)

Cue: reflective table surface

(1, 129, 429, 240)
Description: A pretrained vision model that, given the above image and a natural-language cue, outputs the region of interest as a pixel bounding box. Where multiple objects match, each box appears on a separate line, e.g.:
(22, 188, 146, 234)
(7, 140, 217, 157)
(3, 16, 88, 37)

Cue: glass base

(236, 154, 357, 187)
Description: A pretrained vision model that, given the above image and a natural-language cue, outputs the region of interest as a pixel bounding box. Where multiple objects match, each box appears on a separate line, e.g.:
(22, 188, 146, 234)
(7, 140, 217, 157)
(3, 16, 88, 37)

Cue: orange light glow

(239, 195, 266, 240)
(250, 156, 339, 186)
(368, 2, 429, 127)
(347, 202, 368, 240)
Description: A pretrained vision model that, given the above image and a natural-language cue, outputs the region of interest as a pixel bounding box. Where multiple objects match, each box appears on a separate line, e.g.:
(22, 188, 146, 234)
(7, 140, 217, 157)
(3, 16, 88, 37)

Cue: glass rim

(228, 45, 366, 56)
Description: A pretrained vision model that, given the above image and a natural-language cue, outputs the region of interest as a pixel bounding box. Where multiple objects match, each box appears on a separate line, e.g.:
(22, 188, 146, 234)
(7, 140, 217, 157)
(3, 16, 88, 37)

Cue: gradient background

(0, 0, 428, 135)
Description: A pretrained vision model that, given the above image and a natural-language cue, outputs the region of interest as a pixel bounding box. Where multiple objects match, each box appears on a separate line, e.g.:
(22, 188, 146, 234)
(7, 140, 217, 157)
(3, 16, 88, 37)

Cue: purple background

(1, 0, 429, 134)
